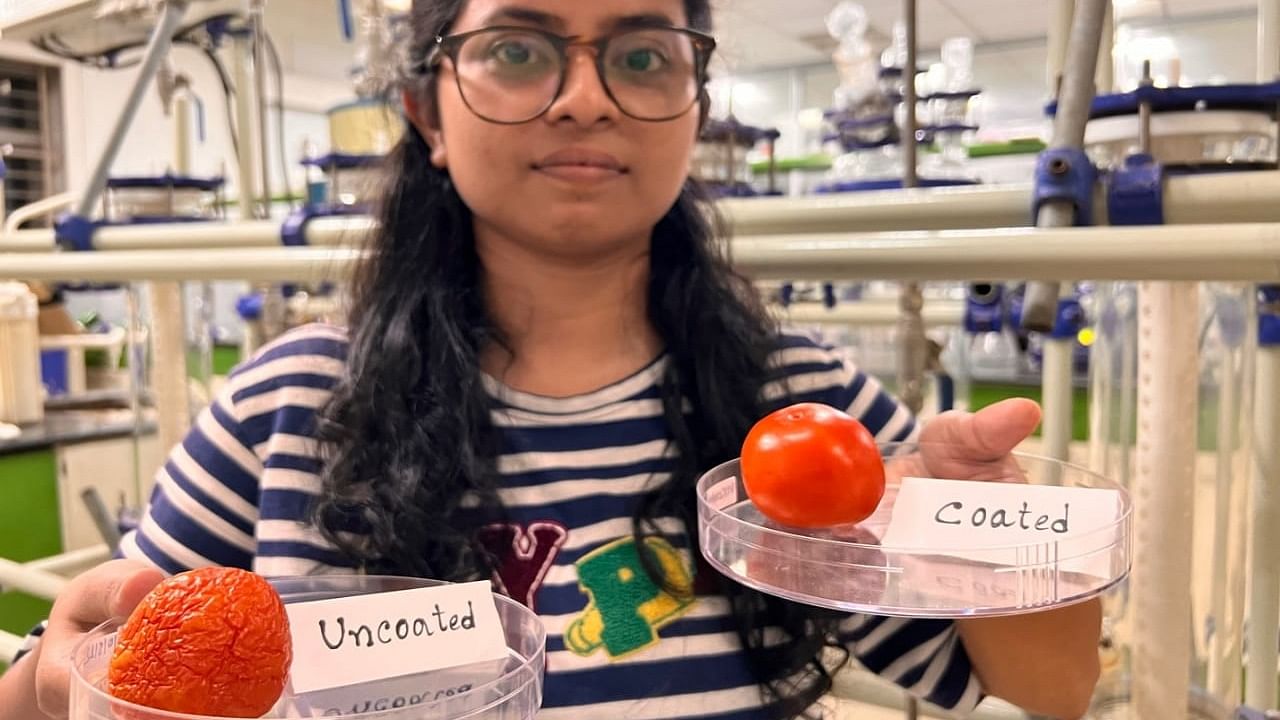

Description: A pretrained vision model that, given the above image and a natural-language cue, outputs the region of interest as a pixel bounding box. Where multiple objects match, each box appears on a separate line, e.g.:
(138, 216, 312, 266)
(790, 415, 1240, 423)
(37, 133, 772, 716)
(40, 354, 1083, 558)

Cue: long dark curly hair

(314, 1, 848, 717)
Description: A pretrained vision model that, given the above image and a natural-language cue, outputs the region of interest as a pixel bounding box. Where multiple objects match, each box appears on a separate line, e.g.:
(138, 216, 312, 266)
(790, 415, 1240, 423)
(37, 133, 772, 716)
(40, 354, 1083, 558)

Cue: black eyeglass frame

(413, 25, 718, 124)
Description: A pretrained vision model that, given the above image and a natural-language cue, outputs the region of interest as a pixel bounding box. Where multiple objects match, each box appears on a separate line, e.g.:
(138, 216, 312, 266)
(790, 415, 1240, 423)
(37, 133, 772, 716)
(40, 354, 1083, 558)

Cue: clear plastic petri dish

(70, 576, 545, 720)
(697, 443, 1132, 618)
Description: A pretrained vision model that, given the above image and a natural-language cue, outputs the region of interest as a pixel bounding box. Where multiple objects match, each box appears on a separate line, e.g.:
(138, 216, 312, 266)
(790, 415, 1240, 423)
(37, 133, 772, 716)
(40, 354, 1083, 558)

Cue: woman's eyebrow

(607, 13, 681, 31)
(481, 6, 567, 31)
(476, 7, 681, 35)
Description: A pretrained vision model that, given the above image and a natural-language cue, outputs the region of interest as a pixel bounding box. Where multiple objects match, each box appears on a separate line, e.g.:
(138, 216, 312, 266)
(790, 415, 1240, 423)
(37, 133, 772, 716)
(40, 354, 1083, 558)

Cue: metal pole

(251, 0, 273, 214)
(897, 0, 927, 418)
(72, 0, 190, 219)
(1138, 61, 1154, 154)
(1261, 0, 1280, 81)
(1041, 340, 1073, 462)
(1047, 0, 1074, 98)
(1026, 0, 1108, 465)
(232, 34, 262, 219)
(1022, 0, 1107, 331)
(1095, 0, 1114, 94)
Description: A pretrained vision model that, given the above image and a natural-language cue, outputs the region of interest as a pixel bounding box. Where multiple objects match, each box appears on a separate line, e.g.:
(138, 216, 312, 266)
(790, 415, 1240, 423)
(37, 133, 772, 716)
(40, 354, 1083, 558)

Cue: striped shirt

(18, 324, 982, 718)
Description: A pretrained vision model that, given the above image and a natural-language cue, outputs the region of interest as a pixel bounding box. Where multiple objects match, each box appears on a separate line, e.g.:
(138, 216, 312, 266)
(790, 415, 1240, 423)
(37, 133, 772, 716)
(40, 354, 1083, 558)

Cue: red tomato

(740, 403, 886, 528)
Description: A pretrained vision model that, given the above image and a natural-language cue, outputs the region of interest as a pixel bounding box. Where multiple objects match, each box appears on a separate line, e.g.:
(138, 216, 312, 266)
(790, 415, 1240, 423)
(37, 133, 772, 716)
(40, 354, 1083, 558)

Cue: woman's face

(414, 0, 703, 261)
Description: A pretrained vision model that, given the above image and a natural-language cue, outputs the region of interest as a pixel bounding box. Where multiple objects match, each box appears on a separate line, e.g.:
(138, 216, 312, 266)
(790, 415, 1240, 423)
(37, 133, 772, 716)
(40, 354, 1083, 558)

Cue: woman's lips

(533, 148, 627, 183)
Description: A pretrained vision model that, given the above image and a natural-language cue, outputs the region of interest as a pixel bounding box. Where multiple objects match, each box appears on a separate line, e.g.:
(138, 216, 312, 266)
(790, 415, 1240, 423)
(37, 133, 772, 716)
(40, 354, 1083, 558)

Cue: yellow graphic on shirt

(564, 536, 696, 659)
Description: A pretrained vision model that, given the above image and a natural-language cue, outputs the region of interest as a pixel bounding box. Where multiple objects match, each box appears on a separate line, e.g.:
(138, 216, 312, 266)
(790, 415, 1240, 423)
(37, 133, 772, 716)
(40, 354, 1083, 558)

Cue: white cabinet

(55, 434, 162, 551)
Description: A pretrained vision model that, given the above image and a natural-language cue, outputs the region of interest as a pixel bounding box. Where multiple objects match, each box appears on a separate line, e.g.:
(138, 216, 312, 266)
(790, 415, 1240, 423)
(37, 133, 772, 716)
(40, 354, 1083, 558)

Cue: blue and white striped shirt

(21, 324, 983, 718)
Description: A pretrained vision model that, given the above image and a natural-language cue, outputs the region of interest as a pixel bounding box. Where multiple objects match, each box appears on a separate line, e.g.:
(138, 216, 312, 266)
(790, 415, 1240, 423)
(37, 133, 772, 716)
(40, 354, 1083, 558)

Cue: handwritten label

(880, 477, 1122, 577)
(286, 659, 510, 717)
(77, 633, 117, 679)
(285, 581, 509, 694)
(706, 477, 739, 511)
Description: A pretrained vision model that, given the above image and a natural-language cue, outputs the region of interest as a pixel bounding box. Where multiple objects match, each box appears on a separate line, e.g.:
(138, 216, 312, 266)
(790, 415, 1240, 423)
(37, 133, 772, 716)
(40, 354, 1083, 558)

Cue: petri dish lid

(70, 575, 546, 719)
(697, 443, 1132, 618)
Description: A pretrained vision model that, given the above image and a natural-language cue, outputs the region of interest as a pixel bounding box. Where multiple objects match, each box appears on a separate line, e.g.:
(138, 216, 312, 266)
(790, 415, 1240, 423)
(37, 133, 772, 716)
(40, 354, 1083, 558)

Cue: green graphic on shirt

(564, 536, 696, 659)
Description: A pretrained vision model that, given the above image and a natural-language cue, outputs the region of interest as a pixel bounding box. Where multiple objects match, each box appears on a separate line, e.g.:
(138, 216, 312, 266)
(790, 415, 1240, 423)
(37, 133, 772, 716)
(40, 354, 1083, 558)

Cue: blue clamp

(236, 293, 264, 321)
(54, 214, 99, 252)
(822, 283, 836, 310)
(1032, 147, 1097, 226)
(281, 207, 316, 247)
(204, 16, 233, 47)
(964, 283, 1004, 333)
(1259, 286, 1280, 347)
(1051, 297, 1086, 340)
(1108, 153, 1164, 226)
(779, 283, 795, 308)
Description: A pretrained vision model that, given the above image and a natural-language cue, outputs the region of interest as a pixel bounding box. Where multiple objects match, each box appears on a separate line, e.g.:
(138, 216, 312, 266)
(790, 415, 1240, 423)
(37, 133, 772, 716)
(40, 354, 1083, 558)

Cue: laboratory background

(0, 0, 1276, 718)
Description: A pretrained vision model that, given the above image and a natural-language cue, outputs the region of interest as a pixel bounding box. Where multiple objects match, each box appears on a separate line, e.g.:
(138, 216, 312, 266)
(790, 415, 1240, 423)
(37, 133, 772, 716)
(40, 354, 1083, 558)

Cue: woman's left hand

(897, 397, 1102, 720)
(887, 397, 1043, 485)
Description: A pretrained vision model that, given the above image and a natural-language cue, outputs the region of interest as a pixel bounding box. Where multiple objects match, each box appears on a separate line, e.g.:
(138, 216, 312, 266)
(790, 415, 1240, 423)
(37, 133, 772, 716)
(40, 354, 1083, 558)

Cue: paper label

(879, 477, 1122, 577)
(706, 477, 739, 511)
(286, 658, 510, 717)
(285, 581, 510, 694)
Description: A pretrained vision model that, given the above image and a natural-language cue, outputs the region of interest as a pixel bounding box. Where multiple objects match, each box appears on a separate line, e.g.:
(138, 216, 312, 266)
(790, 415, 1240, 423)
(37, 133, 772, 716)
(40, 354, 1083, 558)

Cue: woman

(0, 1, 1101, 718)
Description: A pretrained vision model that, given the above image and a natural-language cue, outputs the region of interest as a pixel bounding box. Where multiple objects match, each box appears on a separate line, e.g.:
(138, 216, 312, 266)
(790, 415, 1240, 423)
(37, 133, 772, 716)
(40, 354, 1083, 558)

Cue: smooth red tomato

(740, 402, 886, 528)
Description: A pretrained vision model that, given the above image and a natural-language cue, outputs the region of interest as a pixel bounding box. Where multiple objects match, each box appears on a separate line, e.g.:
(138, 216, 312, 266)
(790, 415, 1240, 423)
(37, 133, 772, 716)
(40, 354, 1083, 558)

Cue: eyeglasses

(417, 25, 717, 124)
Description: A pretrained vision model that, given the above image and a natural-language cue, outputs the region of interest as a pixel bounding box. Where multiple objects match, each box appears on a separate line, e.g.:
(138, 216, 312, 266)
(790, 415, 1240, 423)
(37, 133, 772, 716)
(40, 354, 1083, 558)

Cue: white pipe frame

(0, 630, 23, 667)
(5, 171, 1279, 253)
(1249, 0, 1280, 710)
(9, 223, 1280, 282)
(0, 557, 69, 600)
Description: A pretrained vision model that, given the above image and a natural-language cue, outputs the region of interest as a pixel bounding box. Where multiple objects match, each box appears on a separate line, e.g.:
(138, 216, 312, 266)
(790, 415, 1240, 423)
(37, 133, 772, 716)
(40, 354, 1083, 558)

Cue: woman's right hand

(1, 559, 164, 720)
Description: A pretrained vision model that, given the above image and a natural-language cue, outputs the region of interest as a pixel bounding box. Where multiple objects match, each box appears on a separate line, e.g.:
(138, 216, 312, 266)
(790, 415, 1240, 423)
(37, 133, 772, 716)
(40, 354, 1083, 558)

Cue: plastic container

(39, 327, 128, 399)
(0, 282, 44, 425)
(1087, 673, 1237, 720)
(1084, 110, 1276, 170)
(329, 100, 404, 157)
(697, 443, 1132, 618)
(70, 576, 546, 720)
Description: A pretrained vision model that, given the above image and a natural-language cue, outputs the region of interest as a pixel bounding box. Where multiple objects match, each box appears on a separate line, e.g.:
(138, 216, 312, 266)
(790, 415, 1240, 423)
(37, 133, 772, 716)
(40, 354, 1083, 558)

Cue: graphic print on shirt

(478, 522, 569, 612)
(565, 536, 696, 659)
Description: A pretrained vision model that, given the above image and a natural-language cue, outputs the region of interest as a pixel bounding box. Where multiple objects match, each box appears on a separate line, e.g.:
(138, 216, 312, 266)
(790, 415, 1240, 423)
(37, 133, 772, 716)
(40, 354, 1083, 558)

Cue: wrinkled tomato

(740, 402, 886, 528)
(109, 567, 292, 718)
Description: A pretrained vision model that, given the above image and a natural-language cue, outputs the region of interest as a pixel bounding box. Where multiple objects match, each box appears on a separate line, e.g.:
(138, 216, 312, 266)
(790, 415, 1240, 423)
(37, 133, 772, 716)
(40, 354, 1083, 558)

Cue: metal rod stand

(72, 0, 191, 219)
(1022, 0, 1107, 330)
(897, 0, 927, 416)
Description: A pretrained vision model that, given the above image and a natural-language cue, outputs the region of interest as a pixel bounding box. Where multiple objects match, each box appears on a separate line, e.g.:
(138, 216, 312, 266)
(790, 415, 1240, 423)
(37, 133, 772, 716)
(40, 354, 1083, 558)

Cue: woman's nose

(543, 49, 621, 127)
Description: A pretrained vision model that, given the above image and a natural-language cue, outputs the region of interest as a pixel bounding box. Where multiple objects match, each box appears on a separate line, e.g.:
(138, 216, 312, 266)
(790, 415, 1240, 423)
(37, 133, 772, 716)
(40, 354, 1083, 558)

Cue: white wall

(0, 2, 360, 206)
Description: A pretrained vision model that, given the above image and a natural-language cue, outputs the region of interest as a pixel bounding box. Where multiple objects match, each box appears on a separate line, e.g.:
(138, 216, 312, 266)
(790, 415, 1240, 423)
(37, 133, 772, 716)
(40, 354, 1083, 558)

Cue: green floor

(970, 383, 1092, 441)
(0, 449, 60, 660)
(187, 344, 244, 379)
